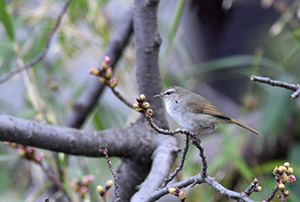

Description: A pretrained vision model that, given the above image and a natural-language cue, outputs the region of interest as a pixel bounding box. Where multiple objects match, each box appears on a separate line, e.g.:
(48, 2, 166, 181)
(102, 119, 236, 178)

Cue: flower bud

(70, 180, 80, 191)
(283, 162, 290, 168)
(168, 187, 178, 195)
(10, 142, 17, 147)
(18, 148, 26, 157)
(256, 186, 262, 192)
(145, 109, 153, 117)
(284, 190, 290, 196)
(287, 167, 294, 175)
(89, 68, 100, 75)
(278, 183, 285, 190)
(97, 185, 105, 196)
(278, 166, 287, 173)
(282, 173, 289, 182)
(106, 180, 114, 187)
(105, 180, 114, 191)
(133, 102, 140, 110)
(82, 175, 95, 186)
(179, 190, 186, 200)
(109, 78, 118, 88)
(105, 67, 113, 79)
(139, 94, 146, 100)
(273, 166, 278, 175)
(27, 147, 36, 153)
(35, 152, 44, 162)
(104, 56, 110, 65)
(80, 186, 88, 195)
(142, 102, 150, 109)
(288, 175, 296, 183)
(99, 77, 106, 83)
(136, 108, 143, 112)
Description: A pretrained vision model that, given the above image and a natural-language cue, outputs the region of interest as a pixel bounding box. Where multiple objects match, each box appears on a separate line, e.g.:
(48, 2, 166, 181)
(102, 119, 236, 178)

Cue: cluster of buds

(70, 175, 95, 197)
(168, 187, 186, 202)
(251, 178, 262, 193)
(273, 162, 296, 200)
(96, 180, 114, 201)
(133, 94, 153, 117)
(4, 141, 44, 162)
(89, 56, 118, 88)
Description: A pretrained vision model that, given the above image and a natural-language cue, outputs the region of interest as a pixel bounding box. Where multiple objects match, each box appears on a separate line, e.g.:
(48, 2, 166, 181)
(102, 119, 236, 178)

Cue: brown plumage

(155, 86, 262, 137)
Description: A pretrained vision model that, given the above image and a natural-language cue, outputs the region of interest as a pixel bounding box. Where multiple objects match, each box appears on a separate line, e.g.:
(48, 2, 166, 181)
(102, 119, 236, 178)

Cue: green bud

(106, 180, 114, 187)
(109, 78, 118, 88)
(145, 109, 153, 117)
(142, 102, 150, 109)
(278, 183, 285, 190)
(105, 67, 113, 79)
(133, 103, 140, 109)
(278, 166, 287, 173)
(256, 186, 262, 192)
(139, 94, 146, 100)
(168, 187, 177, 195)
(99, 77, 106, 83)
(102, 62, 109, 69)
(287, 167, 294, 175)
(284, 162, 290, 168)
(97, 185, 105, 196)
(285, 190, 290, 196)
(179, 190, 186, 200)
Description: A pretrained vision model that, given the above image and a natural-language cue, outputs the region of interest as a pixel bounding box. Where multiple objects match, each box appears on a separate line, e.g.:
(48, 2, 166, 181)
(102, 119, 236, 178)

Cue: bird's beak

(153, 93, 162, 98)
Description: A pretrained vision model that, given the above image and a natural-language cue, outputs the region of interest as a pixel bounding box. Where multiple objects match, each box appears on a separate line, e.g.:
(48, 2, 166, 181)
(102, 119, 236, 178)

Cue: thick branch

(133, 0, 167, 127)
(0, 115, 150, 158)
(0, 0, 72, 84)
(131, 134, 178, 202)
(64, 7, 133, 128)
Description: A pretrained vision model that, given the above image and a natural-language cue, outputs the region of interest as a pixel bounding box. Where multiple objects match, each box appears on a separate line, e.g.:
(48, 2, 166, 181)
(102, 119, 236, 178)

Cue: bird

(154, 86, 262, 136)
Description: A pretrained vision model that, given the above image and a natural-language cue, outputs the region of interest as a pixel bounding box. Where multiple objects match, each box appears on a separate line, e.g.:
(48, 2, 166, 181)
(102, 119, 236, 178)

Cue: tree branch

(101, 146, 120, 202)
(0, 115, 152, 158)
(133, 0, 167, 127)
(130, 134, 178, 202)
(146, 174, 258, 202)
(251, 75, 300, 99)
(0, 0, 73, 84)
(64, 7, 133, 128)
(163, 134, 189, 187)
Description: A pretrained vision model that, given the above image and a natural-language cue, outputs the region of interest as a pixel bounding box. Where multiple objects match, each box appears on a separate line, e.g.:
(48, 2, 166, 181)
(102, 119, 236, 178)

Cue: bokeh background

(0, 0, 300, 201)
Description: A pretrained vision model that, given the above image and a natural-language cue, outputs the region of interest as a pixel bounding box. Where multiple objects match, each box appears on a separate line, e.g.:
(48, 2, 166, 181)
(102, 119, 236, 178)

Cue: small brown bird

(154, 86, 262, 136)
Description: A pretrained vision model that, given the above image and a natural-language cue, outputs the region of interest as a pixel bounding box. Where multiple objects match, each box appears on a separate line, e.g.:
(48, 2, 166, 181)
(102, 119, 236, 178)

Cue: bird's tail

(230, 118, 262, 137)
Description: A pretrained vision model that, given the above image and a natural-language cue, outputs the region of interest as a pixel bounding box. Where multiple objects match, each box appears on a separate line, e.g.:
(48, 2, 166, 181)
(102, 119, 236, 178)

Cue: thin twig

(100, 146, 121, 202)
(146, 116, 208, 178)
(265, 185, 279, 202)
(35, 161, 72, 202)
(146, 116, 197, 138)
(162, 135, 190, 187)
(290, 84, 300, 99)
(244, 178, 258, 196)
(0, 0, 73, 84)
(251, 75, 300, 99)
(111, 87, 133, 108)
(189, 136, 207, 178)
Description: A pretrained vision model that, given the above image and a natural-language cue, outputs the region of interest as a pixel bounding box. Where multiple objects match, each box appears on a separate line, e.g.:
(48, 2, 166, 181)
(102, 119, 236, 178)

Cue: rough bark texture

(134, 0, 167, 128)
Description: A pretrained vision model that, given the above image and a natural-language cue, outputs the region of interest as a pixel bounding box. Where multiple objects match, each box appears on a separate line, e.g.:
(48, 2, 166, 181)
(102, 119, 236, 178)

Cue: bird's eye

(165, 91, 173, 96)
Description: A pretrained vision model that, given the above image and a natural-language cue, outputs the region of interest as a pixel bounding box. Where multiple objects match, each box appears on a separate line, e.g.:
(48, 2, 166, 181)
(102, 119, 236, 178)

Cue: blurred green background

(0, 0, 300, 201)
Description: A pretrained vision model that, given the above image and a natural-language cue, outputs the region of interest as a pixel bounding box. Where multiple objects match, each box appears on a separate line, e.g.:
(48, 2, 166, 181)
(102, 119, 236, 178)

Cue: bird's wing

(186, 96, 231, 120)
